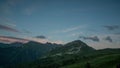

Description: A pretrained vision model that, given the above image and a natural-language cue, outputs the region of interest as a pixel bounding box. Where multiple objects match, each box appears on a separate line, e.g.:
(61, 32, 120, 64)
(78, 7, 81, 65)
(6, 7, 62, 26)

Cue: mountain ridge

(0, 40, 120, 68)
(0, 41, 61, 67)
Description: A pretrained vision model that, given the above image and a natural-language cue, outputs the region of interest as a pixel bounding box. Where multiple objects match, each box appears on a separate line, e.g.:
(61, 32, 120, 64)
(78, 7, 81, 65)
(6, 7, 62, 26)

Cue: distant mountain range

(12, 40, 119, 68)
(0, 40, 120, 68)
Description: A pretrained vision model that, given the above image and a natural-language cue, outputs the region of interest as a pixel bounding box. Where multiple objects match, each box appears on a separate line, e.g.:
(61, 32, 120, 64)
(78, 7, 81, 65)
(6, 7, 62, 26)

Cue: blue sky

(0, 0, 120, 49)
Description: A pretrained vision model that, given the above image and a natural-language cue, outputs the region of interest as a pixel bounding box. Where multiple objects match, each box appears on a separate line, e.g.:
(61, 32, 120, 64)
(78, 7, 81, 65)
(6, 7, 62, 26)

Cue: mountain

(0, 42, 24, 48)
(49, 40, 95, 56)
(0, 43, 10, 48)
(0, 41, 61, 67)
(10, 40, 120, 68)
(0, 40, 120, 68)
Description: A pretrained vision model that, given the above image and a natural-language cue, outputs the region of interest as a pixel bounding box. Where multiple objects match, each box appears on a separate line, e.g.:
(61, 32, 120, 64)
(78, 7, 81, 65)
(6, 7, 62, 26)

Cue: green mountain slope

(49, 40, 95, 56)
(0, 41, 61, 67)
(0, 40, 120, 68)
(13, 50, 120, 68)
(61, 54, 120, 68)
(10, 40, 120, 68)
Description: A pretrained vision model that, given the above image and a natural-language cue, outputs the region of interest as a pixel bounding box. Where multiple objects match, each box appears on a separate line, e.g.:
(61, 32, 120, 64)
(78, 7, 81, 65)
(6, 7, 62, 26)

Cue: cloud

(21, 29, 32, 34)
(71, 33, 82, 37)
(0, 36, 29, 44)
(0, 35, 64, 44)
(26, 37, 64, 44)
(6, 23, 16, 27)
(36, 35, 46, 39)
(51, 40, 64, 44)
(104, 36, 113, 42)
(79, 36, 100, 42)
(62, 26, 82, 33)
(2, 18, 17, 27)
(114, 32, 120, 35)
(0, 17, 32, 34)
(0, 24, 20, 33)
(104, 25, 119, 30)
(54, 25, 86, 33)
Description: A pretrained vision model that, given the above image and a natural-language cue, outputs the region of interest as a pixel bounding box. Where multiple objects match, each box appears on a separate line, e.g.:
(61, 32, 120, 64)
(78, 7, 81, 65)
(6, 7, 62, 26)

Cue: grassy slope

(8, 47, 120, 68)
(61, 54, 120, 68)
(12, 52, 120, 68)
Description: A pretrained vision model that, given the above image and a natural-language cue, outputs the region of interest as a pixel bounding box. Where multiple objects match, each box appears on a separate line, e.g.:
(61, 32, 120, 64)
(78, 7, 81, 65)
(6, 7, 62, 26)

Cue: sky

(0, 0, 120, 49)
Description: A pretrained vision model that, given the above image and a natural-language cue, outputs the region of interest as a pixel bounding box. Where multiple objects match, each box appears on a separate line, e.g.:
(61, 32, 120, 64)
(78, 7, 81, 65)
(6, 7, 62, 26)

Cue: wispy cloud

(0, 17, 31, 34)
(22, 29, 31, 34)
(5, 23, 16, 27)
(104, 36, 113, 43)
(79, 36, 100, 42)
(104, 25, 119, 31)
(54, 25, 86, 33)
(62, 26, 81, 33)
(0, 35, 63, 44)
(0, 24, 20, 33)
(51, 40, 64, 44)
(0, 36, 29, 44)
(36, 35, 47, 39)
(114, 32, 120, 35)
(26, 36, 64, 44)
(70, 33, 82, 37)
(0, 17, 17, 27)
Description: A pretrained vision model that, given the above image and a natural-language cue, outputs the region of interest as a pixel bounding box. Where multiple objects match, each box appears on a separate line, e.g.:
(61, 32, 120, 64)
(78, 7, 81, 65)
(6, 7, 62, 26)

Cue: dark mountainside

(0, 40, 120, 68)
(0, 41, 61, 67)
(49, 40, 95, 55)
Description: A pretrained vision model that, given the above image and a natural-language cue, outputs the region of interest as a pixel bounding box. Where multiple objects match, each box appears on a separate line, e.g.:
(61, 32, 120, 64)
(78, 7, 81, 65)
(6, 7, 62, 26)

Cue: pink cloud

(0, 36, 29, 44)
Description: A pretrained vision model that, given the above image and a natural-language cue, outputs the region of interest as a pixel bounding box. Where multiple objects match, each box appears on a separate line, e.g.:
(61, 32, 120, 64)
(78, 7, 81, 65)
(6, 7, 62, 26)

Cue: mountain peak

(72, 40, 83, 42)
(49, 40, 95, 56)
(65, 40, 88, 47)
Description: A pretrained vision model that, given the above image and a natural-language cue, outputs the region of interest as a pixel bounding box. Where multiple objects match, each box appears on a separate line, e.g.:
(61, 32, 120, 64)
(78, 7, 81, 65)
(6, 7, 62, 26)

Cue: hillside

(61, 53, 120, 68)
(0, 41, 61, 67)
(8, 40, 120, 68)
(49, 40, 95, 56)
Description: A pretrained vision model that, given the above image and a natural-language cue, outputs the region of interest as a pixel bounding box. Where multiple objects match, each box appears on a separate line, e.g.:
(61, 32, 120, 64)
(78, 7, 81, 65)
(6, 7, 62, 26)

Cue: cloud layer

(54, 25, 86, 34)
(104, 36, 113, 42)
(79, 36, 100, 42)
(0, 36, 29, 44)
(36, 35, 46, 39)
(0, 24, 20, 33)
(104, 25, 119, 31)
